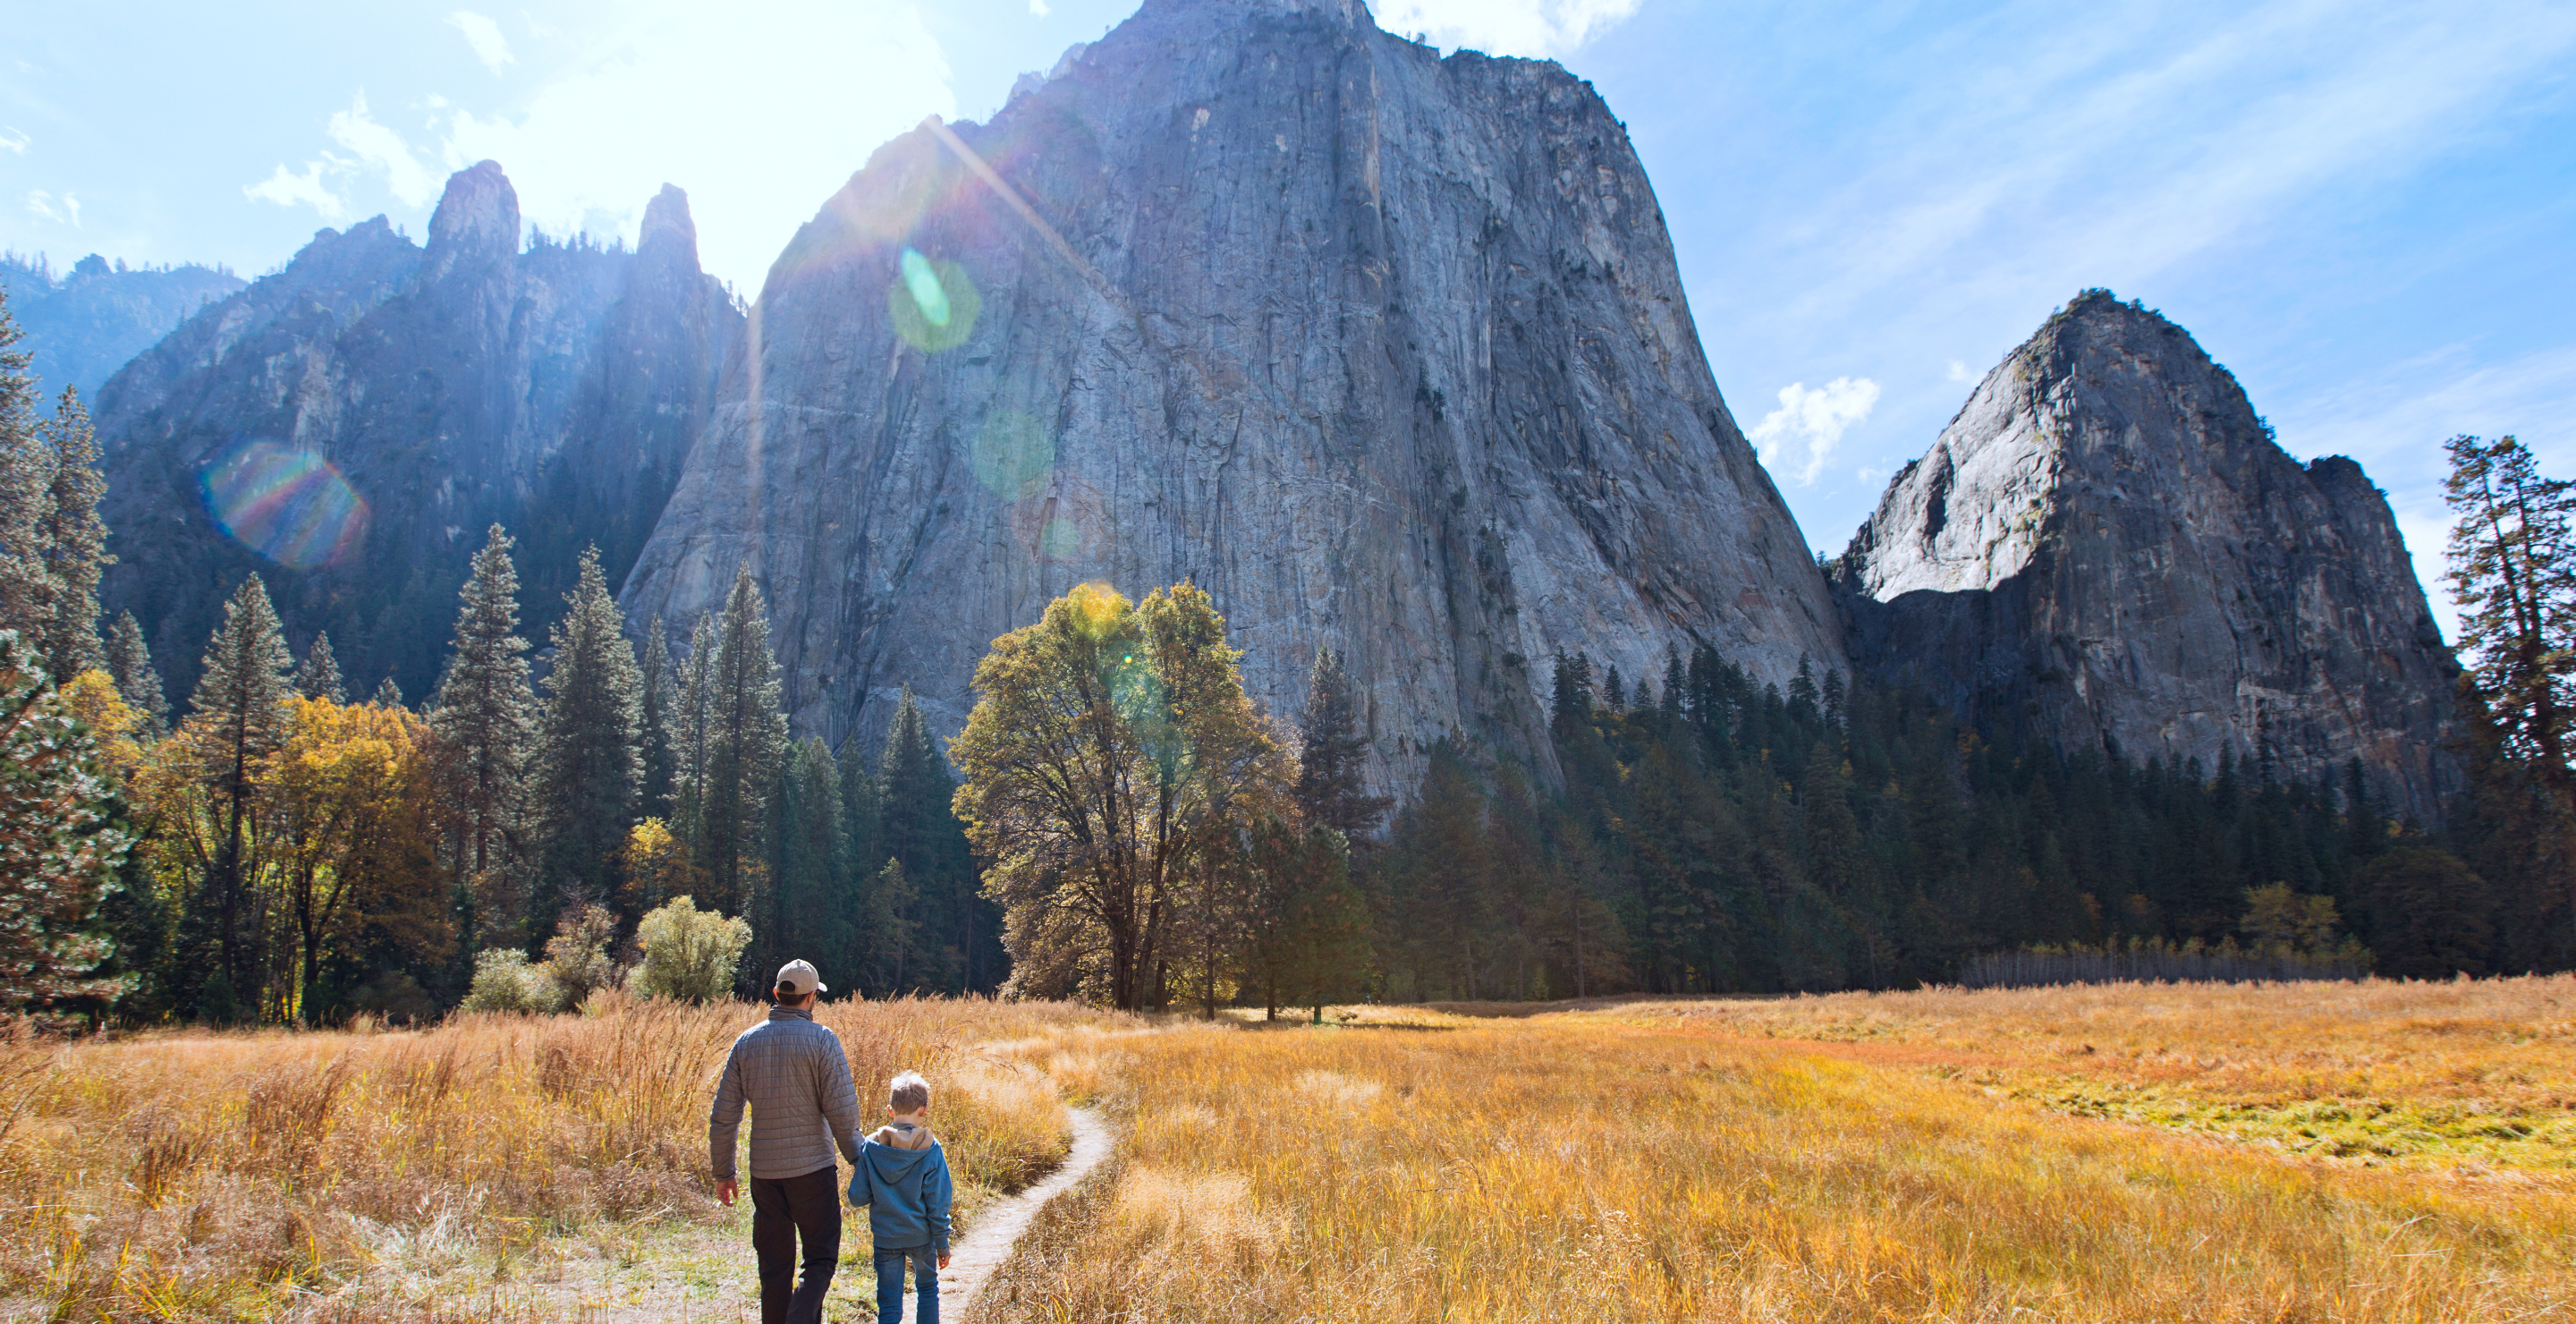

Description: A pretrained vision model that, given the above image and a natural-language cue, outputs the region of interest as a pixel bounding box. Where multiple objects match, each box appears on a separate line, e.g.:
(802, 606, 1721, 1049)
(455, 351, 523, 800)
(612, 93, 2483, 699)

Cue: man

(711, 959, 863, 1324)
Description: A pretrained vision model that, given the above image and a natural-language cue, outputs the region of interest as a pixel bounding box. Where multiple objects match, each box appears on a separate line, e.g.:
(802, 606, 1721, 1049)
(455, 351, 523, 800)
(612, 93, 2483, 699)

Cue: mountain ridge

(1836, 290, 2461, 820)
(96, 164, 741, 701)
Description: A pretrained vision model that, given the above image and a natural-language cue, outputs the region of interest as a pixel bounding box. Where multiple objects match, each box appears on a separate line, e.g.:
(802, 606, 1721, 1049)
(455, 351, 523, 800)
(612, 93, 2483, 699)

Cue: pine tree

(839, 734, 885, 892)
(372, 675, 406, 709)
(297, 631, 347, 702)
(867, 856, 918, 994)
(105, 610, 169, 738)
(1293, 646, 1389, 841)
(674, 611, 716, 856)
(775, 736, 853, 988)
(880, 686, 980, 990)
(428, 524, 538, 949)
(637, 615, 679, 818)
(34, 387, 107, 680)
(182, 575, 296, 1004)
(698, 565, 787, 919)
(0, 632, 133, 1012)
(0, 294, 52, 645)
(531, 547, 645, 927)
(2445, 434, 2576, 791)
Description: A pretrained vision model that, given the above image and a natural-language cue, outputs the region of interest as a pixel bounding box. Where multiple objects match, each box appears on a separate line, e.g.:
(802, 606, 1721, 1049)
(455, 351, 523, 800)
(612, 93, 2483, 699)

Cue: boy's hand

(938, 1253, 952, 1270)
(716, 1179, 737, 1207)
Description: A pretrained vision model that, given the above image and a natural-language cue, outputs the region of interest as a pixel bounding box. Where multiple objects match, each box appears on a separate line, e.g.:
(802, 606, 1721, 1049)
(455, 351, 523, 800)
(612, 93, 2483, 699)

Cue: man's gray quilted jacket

(708, 1006, 863, 1181)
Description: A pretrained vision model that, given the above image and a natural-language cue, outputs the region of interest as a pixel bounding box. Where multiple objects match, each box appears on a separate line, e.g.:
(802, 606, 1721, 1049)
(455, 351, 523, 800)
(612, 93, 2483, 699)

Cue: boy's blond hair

(889, 1070, 932, 1114)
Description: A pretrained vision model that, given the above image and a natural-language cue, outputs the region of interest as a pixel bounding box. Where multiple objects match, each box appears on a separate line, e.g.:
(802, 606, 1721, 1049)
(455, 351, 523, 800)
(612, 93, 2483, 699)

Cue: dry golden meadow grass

(0, 994, 1128, 1322)
(979, 977, 2576, 1323)
(10, 978, 2572, 1322)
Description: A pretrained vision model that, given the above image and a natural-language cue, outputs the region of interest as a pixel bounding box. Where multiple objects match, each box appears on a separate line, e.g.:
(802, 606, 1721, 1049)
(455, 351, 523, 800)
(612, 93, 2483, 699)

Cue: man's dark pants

(750, 1167, 841, 1324)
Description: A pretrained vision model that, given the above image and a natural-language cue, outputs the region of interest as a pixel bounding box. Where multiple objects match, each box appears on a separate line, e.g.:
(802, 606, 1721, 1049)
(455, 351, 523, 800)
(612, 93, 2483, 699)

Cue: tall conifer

(183, 575, 295, 1004)
(0, 632, 132, 1011)
(34, 387, 106, 679)
(532, 547, 645, 926)
(775, 736, 852, 985)
(699, 565, 787, 917)
(838, 734, 884, 887)
(428, 524, 537, 948)
(637, 615, 678, 817)
(106, 610, 169, 738)
(674, 611, 716, 855)
(296, 632, 347, 702)
(1293, 646, 1388, 840)
(0, 294, 51, 642)
(881, 686, 979, 990)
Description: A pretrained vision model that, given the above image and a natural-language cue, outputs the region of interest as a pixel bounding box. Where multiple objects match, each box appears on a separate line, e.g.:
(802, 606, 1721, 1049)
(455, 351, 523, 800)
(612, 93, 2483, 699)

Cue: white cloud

(24, 190, 80, 227)
(447, 12, 516, 74)
(244, 92, 440, 222)
(1372, 0, 1643, 58)
(1945, 359, 1972, 383)
(0, 128, 28, 156)
(328, 94, 441, 206)
(434, 0, 955, 290)
(1029, 0, 1051, 13)
(1750, 377, 1880, 487)
(244, 160, 346, 219)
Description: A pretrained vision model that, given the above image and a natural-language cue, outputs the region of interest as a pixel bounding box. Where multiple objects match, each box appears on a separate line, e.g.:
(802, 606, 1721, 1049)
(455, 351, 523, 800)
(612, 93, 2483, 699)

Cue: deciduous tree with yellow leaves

(267, 697, 446, 1022)
(951, 581, 1292, 1011)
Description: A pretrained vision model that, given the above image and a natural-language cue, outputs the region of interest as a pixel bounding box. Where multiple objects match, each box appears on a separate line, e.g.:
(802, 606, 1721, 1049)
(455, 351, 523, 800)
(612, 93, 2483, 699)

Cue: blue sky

(4, 0, 2571, 638)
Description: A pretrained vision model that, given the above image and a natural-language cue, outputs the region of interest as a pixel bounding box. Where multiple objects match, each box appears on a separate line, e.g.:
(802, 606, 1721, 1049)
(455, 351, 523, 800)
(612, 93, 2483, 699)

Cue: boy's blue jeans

(873, 1243, 938, 1324)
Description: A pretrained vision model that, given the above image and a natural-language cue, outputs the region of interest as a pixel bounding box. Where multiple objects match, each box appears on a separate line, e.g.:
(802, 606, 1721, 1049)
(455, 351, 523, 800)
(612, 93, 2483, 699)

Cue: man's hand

(717, 1178, 738, 1208)
(938, 1252, 952, 1270)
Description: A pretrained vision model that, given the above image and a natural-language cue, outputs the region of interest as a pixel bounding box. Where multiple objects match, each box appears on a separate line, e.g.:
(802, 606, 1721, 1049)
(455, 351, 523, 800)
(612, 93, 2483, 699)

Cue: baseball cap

(775, 959, 827, 996)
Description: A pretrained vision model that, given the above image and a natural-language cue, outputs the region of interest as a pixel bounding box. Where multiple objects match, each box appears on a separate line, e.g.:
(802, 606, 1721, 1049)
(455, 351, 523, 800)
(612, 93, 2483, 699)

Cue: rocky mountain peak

(638, 183, 699, 266)
(97, 167, 740, 705)
(620, 0, 1845, 792)
(1141, 0, 1366, 26)
(426, 159, 520, 264)
(1841, 290, 2460, 819)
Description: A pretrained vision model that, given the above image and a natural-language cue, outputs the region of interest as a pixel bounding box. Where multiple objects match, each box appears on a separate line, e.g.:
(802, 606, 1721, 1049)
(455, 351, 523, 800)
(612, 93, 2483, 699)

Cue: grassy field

(6, 978, 2571, 1322)
(980, 977, 2576, 1322)
(0, 994, 1130, 1322)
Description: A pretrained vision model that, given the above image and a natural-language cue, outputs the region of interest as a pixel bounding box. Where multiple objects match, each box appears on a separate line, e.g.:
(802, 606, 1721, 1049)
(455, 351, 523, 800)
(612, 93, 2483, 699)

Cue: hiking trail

(910, 1103, 1112, 1320)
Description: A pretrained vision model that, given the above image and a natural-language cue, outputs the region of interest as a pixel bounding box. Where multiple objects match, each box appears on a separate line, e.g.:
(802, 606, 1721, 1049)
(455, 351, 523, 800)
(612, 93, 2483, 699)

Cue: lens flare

(973, 412, 1055, 501)
(200, 440, 369, 569)
(901, 250, 950, 326)
(1012, 480, 1112, 567)
(889, 248, 980, 352)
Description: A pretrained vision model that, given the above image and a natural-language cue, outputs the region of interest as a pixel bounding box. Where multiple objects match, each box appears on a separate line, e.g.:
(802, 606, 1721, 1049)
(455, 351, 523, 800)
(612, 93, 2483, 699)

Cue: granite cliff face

(620, 0, 1846, 787)
(1839, 291, 2460, 819)
(97, 164, 741, 700)
(0, 254, 246, 401)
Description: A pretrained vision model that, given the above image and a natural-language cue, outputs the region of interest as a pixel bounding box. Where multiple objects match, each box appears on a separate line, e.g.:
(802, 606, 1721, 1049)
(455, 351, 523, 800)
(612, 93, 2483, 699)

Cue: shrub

(630, 895, 750, 1003)
(543, 904, 623, 1006)
(462, 947, 561, 1014)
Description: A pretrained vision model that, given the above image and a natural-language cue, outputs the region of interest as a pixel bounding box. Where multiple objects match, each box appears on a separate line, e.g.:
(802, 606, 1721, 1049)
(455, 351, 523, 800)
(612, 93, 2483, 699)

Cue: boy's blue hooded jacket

(848, 1122, 953, 1251)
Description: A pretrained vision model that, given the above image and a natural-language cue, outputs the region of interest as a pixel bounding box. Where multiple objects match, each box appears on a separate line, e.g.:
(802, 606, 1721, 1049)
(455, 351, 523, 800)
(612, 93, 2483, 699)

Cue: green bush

(630, 895, 751, 1004)
(462, 948, 561, 1014)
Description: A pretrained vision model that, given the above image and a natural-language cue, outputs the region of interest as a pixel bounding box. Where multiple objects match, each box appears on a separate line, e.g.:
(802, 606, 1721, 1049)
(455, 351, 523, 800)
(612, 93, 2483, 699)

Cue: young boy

(848, 1070, 954, 1324)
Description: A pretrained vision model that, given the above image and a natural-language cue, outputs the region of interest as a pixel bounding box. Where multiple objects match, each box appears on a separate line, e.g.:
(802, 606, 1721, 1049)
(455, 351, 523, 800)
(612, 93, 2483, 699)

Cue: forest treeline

(63, 531, 996, 1024)
(0, 290, 994, 1023)
(2, 284, 2569, 1026)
